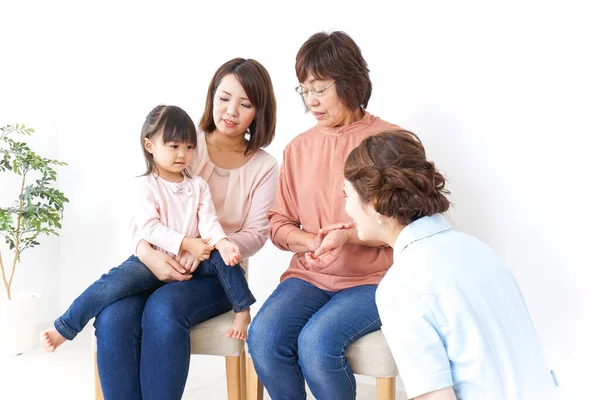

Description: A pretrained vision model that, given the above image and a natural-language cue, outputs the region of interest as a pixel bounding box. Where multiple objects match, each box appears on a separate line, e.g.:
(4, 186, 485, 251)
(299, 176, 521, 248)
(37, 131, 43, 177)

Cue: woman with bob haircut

(342, 129, 559, 400)
(94, 58, 279, 400)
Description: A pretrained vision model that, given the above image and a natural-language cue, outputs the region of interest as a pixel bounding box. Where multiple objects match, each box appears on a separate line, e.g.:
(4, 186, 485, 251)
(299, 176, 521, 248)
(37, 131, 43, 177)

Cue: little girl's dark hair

(344, 129, 450, 225)
(140, 104, 198, 176)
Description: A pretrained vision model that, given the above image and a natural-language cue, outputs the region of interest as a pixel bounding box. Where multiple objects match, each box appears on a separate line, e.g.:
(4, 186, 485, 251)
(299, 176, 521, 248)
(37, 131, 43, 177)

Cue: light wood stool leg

(246, 356, 264, 400)
(240, 349, 247, 400)
(376, 377, 396, 400)
(226, 355, 243, 400)
(94, 351, 104, 400)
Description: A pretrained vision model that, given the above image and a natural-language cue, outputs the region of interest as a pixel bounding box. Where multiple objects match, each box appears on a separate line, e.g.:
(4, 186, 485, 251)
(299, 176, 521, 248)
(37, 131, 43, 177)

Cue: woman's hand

(136, 240, 192, 282)
(319, 221, 355, 237)
(304, 222, 354, 253)
(175, 251, 201, 273)
(286, 222, 355, 254)
(305, 230, 326, 253)
(304, 227, 351, 269)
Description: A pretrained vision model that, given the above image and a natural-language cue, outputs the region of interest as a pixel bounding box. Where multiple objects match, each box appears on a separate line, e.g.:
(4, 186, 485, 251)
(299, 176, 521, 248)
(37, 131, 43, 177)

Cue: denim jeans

(55, 250, 255, 341)
(247, 278, 381, 400)
(94, 273, 232, 400)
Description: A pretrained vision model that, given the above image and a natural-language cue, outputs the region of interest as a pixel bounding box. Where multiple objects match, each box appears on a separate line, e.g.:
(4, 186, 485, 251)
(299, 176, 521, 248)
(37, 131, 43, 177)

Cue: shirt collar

(316, 111, 375, 136)
(393, 214, 452, 260)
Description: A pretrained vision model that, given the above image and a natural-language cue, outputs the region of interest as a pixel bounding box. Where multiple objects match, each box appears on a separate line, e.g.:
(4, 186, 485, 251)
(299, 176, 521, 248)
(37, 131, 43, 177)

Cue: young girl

(41, 104, 255, 352)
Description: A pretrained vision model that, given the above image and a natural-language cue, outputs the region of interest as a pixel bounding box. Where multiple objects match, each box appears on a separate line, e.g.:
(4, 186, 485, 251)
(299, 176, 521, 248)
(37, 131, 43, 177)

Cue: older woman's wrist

(284, 229, 316, 253)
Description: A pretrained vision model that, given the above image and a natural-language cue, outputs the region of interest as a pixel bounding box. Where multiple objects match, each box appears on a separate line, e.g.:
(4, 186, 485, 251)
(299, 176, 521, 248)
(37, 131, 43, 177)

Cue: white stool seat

(346, 330, 398, 378)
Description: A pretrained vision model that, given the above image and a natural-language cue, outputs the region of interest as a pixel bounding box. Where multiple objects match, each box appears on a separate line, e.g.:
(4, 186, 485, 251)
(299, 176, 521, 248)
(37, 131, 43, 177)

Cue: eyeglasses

(294, 81, 335, 97)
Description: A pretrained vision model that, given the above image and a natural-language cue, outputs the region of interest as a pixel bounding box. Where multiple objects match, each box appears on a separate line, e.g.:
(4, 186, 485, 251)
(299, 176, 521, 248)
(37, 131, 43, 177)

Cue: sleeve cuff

(207, 234, 228, 247)
(405, 370, 454, 399)
(162, 232, 185, 256)
(274, 224, 302, 251)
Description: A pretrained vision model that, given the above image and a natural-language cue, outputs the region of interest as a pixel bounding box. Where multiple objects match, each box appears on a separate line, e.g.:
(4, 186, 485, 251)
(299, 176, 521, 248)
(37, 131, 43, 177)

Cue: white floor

(0, 326, 407, 400)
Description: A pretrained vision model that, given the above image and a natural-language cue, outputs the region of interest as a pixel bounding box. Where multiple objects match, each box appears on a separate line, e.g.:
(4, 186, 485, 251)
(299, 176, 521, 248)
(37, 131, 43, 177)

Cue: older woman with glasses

(247, 31, 400, 400)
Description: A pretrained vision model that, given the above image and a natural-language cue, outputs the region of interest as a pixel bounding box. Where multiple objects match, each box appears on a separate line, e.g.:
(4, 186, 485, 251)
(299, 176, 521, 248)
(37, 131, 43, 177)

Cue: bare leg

(226, 308, 251, 340)
(40, 328, 67, 352)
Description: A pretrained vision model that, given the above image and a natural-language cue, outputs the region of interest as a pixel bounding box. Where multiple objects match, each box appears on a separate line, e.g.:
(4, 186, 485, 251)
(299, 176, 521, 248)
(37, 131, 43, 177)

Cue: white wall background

(0, 0, 61, 321)
(1, 0, 598, 397)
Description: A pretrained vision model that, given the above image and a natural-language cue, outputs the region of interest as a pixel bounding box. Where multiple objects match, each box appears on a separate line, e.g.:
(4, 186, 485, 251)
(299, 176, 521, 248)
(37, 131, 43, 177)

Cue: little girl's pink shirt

(129, 174, 227, 257)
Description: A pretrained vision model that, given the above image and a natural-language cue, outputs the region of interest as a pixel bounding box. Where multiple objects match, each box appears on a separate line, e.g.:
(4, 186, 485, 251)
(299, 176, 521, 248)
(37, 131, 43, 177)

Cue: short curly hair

(295, 31, 372, 110)
(344, 130, 450, 225)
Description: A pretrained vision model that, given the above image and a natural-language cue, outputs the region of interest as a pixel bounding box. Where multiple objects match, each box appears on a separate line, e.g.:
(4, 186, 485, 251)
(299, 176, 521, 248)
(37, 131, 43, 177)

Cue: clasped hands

(178, 236, 241, 273)
(304, 222, 356, 269)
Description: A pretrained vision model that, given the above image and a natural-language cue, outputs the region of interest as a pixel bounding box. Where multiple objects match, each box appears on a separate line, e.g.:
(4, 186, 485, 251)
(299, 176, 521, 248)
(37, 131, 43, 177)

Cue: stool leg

(225, 355, 242, 400)
(240, 349, 247, 400)
(246, 356, 264, 400)
(376, 377, 395, 400)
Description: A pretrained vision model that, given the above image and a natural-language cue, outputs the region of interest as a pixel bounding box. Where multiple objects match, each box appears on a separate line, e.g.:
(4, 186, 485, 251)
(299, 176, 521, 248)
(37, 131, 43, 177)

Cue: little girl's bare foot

(40, 328, 67, 352)
(226, 309, 251, 340)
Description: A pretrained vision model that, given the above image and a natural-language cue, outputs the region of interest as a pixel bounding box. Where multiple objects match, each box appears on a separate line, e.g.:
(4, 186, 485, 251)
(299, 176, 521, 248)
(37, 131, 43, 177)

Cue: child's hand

(215, 239, 241, 266)
(182, 237, 214, 262)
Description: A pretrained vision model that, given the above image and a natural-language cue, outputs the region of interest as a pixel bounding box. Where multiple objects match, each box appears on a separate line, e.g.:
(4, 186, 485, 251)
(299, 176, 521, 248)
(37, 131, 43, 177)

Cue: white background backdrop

(1, 0, 598, 397)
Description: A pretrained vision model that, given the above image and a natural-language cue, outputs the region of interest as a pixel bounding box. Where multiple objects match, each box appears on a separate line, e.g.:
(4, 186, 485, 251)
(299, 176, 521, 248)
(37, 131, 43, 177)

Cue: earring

(377, 213, 383, 224)
(244, 128, 251, 141)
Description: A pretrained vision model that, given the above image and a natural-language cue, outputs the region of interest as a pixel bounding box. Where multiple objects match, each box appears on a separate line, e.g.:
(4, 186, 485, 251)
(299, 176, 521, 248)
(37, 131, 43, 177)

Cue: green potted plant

(0, 123, 68, 356)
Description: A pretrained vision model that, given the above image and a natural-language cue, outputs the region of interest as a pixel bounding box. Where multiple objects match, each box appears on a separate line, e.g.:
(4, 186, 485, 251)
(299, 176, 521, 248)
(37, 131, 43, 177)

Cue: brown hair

(199, 58, 276, 155)
(140, 104, 197, 177)
(295, 31, 372, 111)
(344, 130, 450, 225)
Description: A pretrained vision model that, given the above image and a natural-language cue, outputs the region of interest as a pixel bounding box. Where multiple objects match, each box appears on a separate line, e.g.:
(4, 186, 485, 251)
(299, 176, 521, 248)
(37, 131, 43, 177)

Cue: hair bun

(344, 129, 450, 225)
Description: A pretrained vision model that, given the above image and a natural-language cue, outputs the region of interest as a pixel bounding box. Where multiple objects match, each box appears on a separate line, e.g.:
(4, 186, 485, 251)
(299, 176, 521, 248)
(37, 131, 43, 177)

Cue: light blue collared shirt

(376, 214, 558, 399)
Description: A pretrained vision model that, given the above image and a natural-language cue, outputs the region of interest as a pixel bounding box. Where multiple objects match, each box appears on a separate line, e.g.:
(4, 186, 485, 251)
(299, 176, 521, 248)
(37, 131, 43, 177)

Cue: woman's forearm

(284, 226, 386, 254)
(284, 229, 318, 253)
(343, 227, 388, 248)
(136, 239, 156, 264)
(135, 239, 188, 279)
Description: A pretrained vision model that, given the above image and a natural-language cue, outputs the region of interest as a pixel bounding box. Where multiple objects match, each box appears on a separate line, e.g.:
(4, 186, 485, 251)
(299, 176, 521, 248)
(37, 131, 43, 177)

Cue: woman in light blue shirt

(340, 130, 558, 399)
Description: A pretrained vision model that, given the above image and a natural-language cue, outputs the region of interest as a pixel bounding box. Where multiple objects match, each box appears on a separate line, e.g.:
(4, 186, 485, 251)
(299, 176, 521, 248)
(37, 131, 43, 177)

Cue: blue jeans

(247, 278, 381, 400)
(55, 250, 254, 340)
(94, 273, 232, 400)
